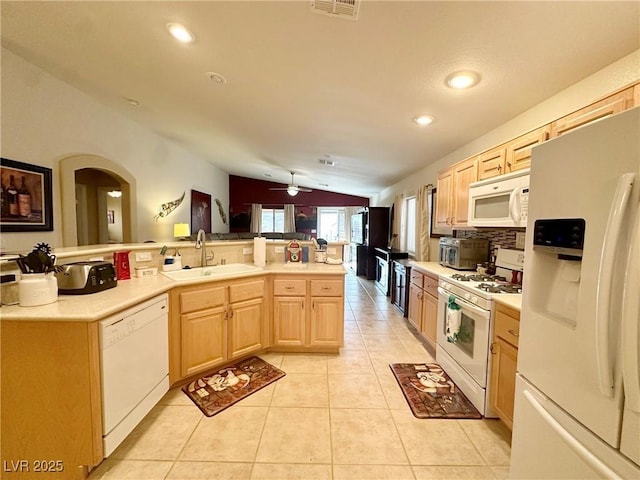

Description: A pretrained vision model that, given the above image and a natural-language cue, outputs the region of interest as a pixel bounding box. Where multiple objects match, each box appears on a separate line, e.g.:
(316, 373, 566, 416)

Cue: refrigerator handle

(595, 172, 636, 397)
(621, 206, 640, 413)
(523, 390, 620, 479)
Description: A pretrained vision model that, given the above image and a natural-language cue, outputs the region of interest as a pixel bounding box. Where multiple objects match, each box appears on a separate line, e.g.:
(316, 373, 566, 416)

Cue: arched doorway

(60, 155, 137, 247)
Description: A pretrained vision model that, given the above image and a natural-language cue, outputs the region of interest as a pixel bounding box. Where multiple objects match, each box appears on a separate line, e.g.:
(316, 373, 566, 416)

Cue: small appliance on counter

(113, 250, 131, 280)
(286, 240, 302, 262)
(439, 237, 489, 270)
(56, 261, 117, 295)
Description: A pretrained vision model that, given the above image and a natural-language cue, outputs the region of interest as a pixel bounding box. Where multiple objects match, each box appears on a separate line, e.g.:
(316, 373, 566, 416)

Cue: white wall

(375, 50, 640, 208)
(1, 48, 230, 252)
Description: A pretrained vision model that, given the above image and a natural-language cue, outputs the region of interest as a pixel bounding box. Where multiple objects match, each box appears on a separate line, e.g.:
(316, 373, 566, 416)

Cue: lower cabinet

(170, 276, 267, 383)
(1, 320, 103, 479)
(272, 275, 344, 351)
(489, 302, 520, 430)
(407, 268, 438, 350)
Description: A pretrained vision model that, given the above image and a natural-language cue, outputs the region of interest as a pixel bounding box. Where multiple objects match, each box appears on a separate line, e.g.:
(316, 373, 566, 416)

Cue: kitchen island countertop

(0, 262, 346, 322)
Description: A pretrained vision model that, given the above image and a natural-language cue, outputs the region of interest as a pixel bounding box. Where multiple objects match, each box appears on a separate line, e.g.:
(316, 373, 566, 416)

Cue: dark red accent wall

(229, 175, 369, 233)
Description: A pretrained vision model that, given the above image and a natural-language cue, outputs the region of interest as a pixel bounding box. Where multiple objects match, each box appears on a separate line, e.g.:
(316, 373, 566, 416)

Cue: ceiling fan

(269, 171, 313, 196)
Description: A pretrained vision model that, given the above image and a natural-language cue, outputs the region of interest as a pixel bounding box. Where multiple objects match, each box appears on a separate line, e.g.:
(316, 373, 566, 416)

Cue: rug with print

(390, 362, 482, 419)
(183, 356, 285, 417)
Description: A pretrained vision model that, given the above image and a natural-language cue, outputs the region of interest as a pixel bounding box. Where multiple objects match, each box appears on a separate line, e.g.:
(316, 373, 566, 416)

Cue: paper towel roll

(254, 237, 266, 266)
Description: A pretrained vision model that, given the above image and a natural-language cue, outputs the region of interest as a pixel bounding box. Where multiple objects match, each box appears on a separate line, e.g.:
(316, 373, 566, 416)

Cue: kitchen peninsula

(1, 243, 346, 480)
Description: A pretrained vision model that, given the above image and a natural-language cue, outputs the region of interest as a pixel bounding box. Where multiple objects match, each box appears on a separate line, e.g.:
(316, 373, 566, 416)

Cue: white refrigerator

(510, 107, 640, 479)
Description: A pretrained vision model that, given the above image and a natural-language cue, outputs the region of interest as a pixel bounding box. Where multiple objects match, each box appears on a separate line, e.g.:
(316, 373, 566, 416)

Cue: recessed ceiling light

(413, 115, 434, 126)
(167, 23, 194, 43)
(446, 71, 480, 89)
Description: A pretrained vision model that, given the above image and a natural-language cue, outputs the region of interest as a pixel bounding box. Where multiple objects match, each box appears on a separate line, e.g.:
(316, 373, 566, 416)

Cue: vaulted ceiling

(2, 1, 638, 196)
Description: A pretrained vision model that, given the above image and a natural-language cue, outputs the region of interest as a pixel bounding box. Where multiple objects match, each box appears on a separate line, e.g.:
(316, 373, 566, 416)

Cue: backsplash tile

(456, 228, 525, 253)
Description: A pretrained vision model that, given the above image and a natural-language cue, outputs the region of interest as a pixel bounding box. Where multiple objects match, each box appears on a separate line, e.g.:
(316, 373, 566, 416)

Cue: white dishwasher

(99, 293, 169, 456)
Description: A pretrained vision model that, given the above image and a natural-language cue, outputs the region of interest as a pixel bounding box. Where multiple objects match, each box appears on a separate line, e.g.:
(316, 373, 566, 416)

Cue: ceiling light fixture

(167, 23, 194, 43)
(287, 186, 299, 197)
(413, 115, 434, 126)
(446, 71, 480, 89)
(107, 190, 122, 198)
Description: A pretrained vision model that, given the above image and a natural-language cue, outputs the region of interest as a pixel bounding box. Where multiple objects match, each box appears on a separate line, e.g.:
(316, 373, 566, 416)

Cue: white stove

(436, 248, 524, 417)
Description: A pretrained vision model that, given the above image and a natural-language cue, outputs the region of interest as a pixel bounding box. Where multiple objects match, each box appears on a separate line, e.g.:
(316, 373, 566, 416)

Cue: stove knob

(444, 283, 451, 291)
(471, 296, 478, 304)
(464, 293, 471, 300)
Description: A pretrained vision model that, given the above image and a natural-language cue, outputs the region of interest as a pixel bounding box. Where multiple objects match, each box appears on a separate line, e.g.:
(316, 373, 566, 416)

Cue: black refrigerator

(352, 207, 390, 280)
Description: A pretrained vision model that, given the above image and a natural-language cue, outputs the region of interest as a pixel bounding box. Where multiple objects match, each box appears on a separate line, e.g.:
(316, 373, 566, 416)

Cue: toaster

(56, 261, 117, 295)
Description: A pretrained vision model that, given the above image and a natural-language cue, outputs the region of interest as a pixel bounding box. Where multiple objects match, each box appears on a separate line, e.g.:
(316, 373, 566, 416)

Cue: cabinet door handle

(322, 286, 331, 291)
(507, 161, 512, 170)
(497, 164, 502, 172)
(490, 342, 497, 354)
(508, 329, 519, 337)
(285, 286, 294, 290)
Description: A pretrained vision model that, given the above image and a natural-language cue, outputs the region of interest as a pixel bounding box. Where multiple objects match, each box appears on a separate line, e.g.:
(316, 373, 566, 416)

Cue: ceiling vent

(318, 158, 336, 166)
(310, 0, 360, 20)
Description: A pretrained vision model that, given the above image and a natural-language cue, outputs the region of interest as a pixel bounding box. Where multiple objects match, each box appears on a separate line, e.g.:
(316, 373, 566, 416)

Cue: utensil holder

(19, 273, 58, 307)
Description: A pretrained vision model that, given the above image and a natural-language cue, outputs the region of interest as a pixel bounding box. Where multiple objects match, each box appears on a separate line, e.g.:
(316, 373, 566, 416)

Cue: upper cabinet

(505, 126, 549, 173)
(549, 87, 635, 138)
(435, 156, 477, 229)
(477, 126, 549, 181)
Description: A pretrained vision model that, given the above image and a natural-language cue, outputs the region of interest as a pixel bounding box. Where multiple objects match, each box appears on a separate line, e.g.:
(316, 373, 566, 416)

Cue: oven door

(437, 287, 491, 387)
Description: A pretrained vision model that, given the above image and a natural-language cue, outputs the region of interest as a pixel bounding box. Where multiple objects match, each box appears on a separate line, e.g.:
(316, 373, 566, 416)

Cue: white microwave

(468, 169, 529, 227)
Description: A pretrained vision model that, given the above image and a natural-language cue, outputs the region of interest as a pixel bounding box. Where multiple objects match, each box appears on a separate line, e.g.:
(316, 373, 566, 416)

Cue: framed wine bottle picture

(0, 158, 53, 232)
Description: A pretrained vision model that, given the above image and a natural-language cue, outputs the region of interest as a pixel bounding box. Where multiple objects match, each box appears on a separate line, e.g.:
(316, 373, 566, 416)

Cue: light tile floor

(89, 271, 512, 480)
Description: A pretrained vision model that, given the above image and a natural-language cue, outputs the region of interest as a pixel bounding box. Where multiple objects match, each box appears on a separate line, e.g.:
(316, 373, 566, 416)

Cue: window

(403, 196, 416, 256)
(261, 208, 284, 232)
(317, 207, 346, 241)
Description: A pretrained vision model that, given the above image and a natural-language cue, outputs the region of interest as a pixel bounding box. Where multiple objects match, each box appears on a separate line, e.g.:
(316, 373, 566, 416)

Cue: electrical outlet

(135, 252, 152, 262)
(326, 247, 336, 254)
(243, 247, 253, 255)
(275, 246, 284, 253)
(515, 232, 526, 250)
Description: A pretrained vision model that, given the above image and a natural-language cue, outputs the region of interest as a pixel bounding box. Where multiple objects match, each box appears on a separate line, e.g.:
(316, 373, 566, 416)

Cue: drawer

(273, 279, 306, 296)
(495, 311, 520, 348)
(423, 273, 439, 298)
(180, 285, 226, 314)
(410, 270, 424, 288)
(310, 280, 343, 297)
(229, 279, 265, 303)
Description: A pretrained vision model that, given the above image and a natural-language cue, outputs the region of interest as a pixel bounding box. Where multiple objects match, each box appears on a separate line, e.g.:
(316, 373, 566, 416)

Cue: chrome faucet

(195, 229, 211, 267)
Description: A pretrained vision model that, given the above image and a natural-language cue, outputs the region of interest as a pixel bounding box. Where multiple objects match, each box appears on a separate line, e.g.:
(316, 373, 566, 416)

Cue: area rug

(390, 362, 482, 419)
(183, 356, 285, 417)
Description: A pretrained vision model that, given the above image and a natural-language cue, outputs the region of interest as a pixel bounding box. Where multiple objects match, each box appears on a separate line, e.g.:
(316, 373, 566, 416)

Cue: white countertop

(492, 295, 522, 312)
(0, 262, 346, 322)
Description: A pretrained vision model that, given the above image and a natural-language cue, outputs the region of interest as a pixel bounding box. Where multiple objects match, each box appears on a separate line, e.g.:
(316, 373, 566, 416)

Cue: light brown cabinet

(435, 156, 477, 229)
(549, 87, 635, 138)
(489, 302, 520, 430)
(170, 277, 267, 383)
(407, 268, 438, 350)
(1, 320, 103, 479)
(477, 126, 548, 181)
(272, 275, 344, 351)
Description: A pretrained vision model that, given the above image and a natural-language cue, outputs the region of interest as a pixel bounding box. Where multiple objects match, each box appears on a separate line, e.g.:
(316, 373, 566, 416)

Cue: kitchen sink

(161, 263, 263, 281)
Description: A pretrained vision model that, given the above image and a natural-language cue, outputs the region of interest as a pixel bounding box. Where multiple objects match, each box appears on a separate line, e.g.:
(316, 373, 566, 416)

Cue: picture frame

(429, 188, 451, 238)
(107, 210, 115, 224)
(0, 158, 53, 232)
(190, 189, 212, 234)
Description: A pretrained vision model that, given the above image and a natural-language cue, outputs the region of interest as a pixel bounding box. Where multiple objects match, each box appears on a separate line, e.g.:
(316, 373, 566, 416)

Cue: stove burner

(476, 282, 522, 294)
(451, 273, 507, 282)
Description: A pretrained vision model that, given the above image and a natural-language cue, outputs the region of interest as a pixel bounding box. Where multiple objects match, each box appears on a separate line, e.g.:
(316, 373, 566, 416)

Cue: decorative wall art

(154, 191, 185, 222)
(215, 198, 227, 224)
(107, 210, 115, 224)
(191, 189, 212, 234)
(0, 158, 53, 232)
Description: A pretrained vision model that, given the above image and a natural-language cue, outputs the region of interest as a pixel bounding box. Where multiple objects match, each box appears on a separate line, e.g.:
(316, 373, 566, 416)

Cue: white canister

(18, 273, 58, 307)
